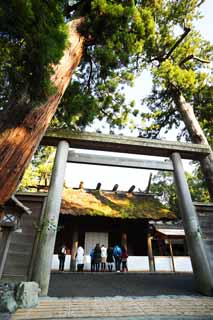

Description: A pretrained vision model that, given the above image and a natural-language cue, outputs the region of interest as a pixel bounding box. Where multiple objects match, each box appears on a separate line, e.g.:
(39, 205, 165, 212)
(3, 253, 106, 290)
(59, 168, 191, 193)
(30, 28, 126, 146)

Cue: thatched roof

(61, 188, 176, 220)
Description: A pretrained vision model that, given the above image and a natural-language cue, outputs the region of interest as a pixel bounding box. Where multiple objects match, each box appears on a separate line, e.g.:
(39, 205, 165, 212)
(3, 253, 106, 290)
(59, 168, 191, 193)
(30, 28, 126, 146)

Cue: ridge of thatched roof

(61, 188, 176, 220)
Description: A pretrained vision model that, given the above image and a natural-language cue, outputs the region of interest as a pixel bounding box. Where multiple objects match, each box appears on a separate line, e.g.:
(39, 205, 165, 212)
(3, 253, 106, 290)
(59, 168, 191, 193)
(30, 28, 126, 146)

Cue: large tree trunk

(0, 18, 84, 205)
(173, 90, 213, 201)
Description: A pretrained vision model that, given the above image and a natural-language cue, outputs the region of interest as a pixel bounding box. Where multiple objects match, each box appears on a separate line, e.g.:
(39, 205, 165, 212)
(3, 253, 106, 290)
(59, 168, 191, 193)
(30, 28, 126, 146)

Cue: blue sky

(65, 1, 213, 191)
(194, 0, 213, 43)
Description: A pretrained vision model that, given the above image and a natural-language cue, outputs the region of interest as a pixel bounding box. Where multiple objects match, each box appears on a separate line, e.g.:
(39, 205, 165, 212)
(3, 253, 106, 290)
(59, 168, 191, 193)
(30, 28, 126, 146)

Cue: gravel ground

(48, 272, 200, 297)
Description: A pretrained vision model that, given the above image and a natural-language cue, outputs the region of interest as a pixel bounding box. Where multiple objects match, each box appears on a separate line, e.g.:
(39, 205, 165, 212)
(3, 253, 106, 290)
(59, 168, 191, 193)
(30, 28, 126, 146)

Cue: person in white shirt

(76, 246, 84, 272)
(101, 244, 107, 272)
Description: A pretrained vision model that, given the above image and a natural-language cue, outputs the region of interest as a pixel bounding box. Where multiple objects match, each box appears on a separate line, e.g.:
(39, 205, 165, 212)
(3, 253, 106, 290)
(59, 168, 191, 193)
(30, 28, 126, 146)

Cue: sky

(64, 0, 213, 192)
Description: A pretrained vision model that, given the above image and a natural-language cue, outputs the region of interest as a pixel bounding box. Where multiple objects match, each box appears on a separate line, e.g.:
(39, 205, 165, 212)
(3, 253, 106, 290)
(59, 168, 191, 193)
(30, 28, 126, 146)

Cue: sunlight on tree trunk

(0, 18, 84, 205)
(173, 90, 213, 200)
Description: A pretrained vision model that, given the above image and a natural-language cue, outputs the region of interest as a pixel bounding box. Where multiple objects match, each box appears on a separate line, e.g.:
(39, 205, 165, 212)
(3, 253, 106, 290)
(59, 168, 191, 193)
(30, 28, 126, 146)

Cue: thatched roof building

(61, 188, 176, 220)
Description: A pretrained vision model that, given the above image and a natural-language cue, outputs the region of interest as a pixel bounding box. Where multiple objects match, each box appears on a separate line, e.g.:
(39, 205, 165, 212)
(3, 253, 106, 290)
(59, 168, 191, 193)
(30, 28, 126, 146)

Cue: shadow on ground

(48, 272, 200, 297)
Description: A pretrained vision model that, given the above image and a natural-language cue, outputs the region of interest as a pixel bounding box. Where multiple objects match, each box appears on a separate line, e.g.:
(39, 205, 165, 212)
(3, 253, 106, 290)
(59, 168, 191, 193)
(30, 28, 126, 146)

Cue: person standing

(113, 244, 122, 272)
(106, 246, 114, 272)
(93, 243, 101, 272)
(76, 246, 84, 272)
(101, 244, 107, 272)
(90, 247, 95, 272)
(121, 246, 128, 272)
(58, 245, 66, 272)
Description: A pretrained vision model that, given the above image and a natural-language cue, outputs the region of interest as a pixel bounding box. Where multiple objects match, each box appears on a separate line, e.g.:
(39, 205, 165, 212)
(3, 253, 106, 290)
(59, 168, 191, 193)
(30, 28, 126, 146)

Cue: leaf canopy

(0, 0, 68, 106)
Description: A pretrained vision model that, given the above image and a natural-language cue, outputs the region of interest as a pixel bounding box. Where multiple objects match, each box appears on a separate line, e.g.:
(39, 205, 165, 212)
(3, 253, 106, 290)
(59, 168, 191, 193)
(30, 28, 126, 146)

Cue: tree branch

(197, 0, 205, 8)
(163, 27, 191, 61)
(179, 54, 210, 66)
(149, 27, 191, 65)
(86, 54, 93, 90)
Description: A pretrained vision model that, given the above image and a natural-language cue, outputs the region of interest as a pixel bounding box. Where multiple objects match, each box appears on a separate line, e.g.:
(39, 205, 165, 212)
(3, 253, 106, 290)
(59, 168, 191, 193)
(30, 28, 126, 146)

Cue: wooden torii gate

(31, 129, 213, 296)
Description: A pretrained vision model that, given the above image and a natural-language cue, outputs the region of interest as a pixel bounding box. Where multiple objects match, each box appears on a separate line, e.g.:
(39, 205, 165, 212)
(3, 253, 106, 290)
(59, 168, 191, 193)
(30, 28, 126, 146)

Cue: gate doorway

(29, 130, 213, 296)
(1, 130, 212, 297)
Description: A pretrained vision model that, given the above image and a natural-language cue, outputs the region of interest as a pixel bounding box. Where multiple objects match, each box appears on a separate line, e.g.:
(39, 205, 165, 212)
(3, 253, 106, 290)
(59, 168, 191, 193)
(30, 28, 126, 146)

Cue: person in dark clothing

(93, 243, 102, 272)
(90, 248, 95, 272)
(113, 244, 122, 272)
(121, 246, 128, 272)
(58, 245, 66, 271)
(106, 246, 114, 272)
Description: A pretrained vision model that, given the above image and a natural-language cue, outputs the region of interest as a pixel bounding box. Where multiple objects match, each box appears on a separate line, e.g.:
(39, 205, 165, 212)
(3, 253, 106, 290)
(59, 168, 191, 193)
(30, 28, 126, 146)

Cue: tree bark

(0, 18, 84, 205)
(172, 90, 213, 201)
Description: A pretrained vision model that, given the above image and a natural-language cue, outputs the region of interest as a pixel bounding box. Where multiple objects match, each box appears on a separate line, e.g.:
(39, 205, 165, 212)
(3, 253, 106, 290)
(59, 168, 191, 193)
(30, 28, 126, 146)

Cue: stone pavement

(9, 296, 213, 320)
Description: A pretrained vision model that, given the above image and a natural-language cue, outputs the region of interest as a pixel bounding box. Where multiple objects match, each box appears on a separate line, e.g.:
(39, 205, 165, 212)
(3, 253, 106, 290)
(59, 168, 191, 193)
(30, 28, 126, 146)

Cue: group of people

(90, 244, 128, 273)
(58, 244, 128, 272)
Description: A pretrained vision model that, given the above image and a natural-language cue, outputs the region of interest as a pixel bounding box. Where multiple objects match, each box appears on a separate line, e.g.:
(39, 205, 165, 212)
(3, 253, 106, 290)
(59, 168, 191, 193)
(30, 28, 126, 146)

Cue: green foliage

(155, 60, 196, 91)
(52, 74, 135, 130)
(18, 146, 55, 191)
(0, 0, 157, 131)
(150, 167, 210, 217)
(52, 0, 156, 130)
(1, 0, 212, 138)
(193, 84, 213, 145)
(138, 1, 213, 142)
(186, 168, 210, 203)
(0, 0, 67, 107)
(150, 171, 178, 216)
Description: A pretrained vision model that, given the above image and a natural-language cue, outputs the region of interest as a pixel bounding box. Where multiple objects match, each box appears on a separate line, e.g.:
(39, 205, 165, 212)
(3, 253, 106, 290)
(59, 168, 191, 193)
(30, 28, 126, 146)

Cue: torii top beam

(41, 129, 210, 160)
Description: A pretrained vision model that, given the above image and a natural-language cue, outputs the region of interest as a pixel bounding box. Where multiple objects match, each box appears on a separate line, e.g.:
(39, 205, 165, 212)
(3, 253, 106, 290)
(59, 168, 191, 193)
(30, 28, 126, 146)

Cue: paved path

(48, 272, 199, 297)
(11, 296, 213, 319)
(4, 273, 213, 320)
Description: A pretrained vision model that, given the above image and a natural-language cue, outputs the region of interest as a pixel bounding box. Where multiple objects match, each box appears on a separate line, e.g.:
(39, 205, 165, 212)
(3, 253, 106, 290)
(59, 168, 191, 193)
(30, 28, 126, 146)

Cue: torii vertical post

(32, 140, 69, 296)
(147, 233, 155, 272)
(0, 228, 12, 278)
(171, 152, 213, 296)
(70, 230, 78, 271)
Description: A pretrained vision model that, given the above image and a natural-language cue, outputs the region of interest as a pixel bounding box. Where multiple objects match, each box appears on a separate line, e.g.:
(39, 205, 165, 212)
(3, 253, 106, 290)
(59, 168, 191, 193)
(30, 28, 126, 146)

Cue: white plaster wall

(154, 257, 174, 272)
(174, 257, 193, 272)
(127, 256, 149, 271)
(154, 257, 193, 272)
(52, 255, 193, 272)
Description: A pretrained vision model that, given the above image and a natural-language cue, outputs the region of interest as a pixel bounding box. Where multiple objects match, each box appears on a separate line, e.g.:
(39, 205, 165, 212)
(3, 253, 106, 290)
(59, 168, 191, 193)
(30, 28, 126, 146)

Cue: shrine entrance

(1, 129, 212, 297)
(36, 130, 213, 296)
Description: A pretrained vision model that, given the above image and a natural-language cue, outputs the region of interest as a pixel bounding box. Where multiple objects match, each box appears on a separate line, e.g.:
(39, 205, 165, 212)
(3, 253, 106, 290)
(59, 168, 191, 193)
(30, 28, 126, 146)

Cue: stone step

(11, 296, 213, 319)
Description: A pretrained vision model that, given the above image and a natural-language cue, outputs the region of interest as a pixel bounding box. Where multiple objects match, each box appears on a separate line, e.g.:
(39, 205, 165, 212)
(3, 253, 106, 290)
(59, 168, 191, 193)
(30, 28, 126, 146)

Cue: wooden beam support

(168, 239, 175, 272)
(31, 140, 69, 296)
(68, 151, 174, 171)
(70, 230, 78, 272)
(0, 228, 13, 279)
(171, 152, 213, 296)
(42, 129, 210, 160)
(28, 196, 48, 280)
(147, 233, 155, 272)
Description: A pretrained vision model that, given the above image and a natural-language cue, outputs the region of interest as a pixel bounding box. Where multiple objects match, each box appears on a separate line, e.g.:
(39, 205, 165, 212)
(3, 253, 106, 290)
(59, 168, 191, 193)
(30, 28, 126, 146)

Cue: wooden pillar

(28, 197, 48, 280)
(32, 140, 69, 296)
(171, 152, 213, 295)
(70, 230, 78, 271)
(147, 233, 155, 272)
(121, 232, 127, 249)
(168, 239, 175, 272)
(0, 227, 13, 278)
